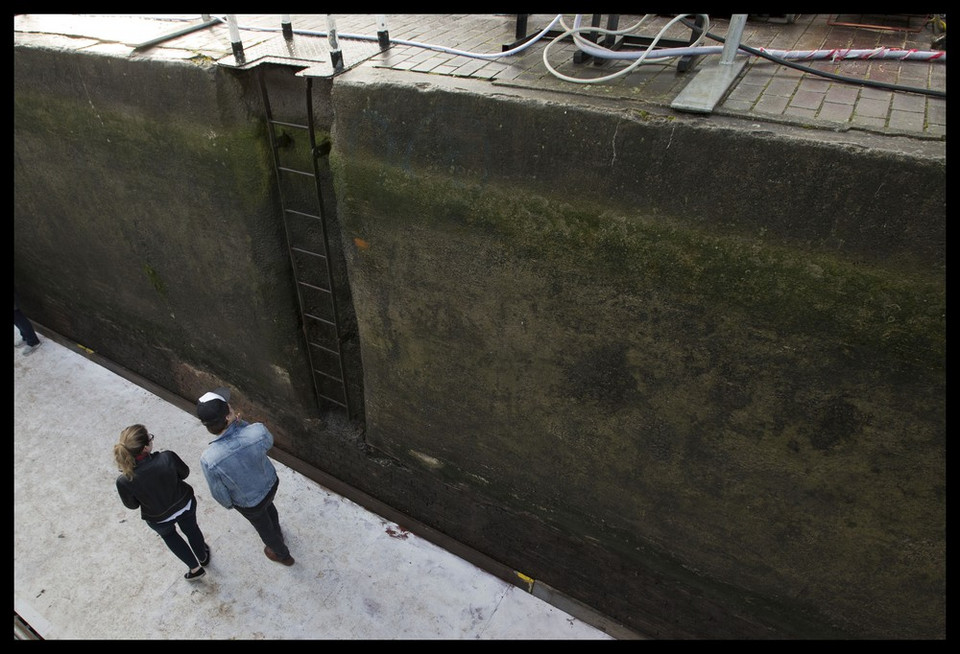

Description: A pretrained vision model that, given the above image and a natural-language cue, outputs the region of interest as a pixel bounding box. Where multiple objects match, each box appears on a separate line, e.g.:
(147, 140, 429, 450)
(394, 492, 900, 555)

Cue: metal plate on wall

(218, 32, 384, 77)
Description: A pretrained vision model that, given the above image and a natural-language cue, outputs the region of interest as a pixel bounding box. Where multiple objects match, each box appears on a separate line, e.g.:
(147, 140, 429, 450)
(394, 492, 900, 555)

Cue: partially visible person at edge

(14, 290, 42, 356)
(114, 424, 211, 580)
(196, 387, 294, 566)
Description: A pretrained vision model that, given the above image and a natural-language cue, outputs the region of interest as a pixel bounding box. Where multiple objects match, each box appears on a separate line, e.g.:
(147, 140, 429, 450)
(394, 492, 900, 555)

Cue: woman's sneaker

(184, 567, 206, 580)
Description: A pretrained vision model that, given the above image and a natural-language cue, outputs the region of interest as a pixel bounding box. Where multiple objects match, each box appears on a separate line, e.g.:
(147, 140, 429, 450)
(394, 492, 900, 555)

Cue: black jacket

(116, 450, 196, 522)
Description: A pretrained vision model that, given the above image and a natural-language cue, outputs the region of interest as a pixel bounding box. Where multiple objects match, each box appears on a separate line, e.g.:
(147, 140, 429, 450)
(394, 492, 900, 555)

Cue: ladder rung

(314, 368, 344, 383)
(277, 166, 314, 178)
(317, 393, 348, 408)
(298, 280, 332, 294)
(310, 342, 341, 356)
(269, 119, 309, 130)
(291, 246, 326, 260)
(285, 208, 322, 221)
(304, 312, 335, 327)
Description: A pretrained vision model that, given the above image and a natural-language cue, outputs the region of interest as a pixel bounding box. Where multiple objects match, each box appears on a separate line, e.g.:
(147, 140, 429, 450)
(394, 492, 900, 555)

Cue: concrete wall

(14, 47, 944, 639)
(13, 48, 323, 427)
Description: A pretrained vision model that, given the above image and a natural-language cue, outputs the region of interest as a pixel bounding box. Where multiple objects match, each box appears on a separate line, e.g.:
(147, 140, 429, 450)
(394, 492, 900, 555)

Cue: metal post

(376, 14, 390, 50)
(327, 15, 343, 70)
(514, 14, 528, 41)
(281, 14, 293, 40)
(671, 14, 750, 113)
(226, 14, 245, 64)
(721, 14, 748, 64)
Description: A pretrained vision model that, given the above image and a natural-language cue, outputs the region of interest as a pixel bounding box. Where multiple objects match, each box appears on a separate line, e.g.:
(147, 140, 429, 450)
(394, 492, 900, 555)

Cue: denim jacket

(200, 419, 278, 510)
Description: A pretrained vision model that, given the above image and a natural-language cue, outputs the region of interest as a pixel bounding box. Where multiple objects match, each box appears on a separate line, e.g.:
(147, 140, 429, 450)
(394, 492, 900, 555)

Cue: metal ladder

(257, 67, 351, 415)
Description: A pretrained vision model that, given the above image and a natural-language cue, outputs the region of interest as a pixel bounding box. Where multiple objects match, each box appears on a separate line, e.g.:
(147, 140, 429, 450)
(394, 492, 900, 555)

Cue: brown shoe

(264, 546, 295, 566)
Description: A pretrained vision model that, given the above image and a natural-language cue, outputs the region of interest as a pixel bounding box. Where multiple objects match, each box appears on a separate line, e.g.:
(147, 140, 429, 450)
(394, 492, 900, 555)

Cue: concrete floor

(13, 330, 617, 640)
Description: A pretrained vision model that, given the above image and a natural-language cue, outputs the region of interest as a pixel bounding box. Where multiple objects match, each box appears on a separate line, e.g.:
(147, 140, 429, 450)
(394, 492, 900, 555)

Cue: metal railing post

(721, 14, 748, 64)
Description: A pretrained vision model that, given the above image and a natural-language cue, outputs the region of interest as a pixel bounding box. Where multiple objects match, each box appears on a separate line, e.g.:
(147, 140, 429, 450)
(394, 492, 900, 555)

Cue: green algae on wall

(14, 88, 273, 208)
(142, 263, 167, 298)
(14, 67, 305, 412)
(336, 157, 944, 375)
(332, 152, 944, 639)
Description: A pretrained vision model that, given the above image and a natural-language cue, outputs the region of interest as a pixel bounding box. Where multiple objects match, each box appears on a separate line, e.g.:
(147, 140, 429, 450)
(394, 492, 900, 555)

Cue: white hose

(211, 14, 948, 68)
(543, 14, 711, 84)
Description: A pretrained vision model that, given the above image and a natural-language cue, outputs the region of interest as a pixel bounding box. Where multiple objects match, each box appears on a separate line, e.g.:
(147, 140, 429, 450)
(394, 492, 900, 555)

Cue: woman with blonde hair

(114, 424, 211, 580)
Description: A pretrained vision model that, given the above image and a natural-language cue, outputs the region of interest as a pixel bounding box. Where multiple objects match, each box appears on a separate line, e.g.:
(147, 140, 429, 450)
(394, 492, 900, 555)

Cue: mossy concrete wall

(330, 69, 944, 639)
(13, 47, 323, 431)
(14, 45, 944, 639)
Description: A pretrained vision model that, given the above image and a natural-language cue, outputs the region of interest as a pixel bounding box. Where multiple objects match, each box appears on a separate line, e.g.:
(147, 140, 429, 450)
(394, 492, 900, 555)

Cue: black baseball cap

(197, 387, 231, 425)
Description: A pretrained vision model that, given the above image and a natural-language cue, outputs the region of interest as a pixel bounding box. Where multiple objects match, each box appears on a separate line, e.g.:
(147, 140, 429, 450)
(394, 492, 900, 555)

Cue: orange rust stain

(354, 237, 370, 251)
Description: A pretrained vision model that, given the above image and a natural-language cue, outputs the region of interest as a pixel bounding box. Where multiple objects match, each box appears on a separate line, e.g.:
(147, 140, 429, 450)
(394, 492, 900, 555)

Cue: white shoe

(14, 340, 27, 348)
(22, 342, 42, 357)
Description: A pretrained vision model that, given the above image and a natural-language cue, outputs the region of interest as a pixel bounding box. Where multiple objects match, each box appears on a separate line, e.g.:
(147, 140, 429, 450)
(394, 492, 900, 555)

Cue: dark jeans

(14, 308, 40, 346)
(146, 499, 207, 570)
(235, 477, 289, 559)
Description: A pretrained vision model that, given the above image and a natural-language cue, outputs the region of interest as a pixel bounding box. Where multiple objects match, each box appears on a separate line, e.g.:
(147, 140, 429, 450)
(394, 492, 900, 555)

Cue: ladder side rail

(305, 77, 352, 416)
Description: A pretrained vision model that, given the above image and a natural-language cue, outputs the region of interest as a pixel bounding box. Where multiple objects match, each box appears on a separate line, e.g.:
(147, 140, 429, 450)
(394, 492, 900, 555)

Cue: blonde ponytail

(115, 424, 150, 480)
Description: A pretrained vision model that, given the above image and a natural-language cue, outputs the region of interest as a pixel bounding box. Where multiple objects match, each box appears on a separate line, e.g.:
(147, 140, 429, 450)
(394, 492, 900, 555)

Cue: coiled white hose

(211, 13, 946, 96)
(542, 14, 711, 84)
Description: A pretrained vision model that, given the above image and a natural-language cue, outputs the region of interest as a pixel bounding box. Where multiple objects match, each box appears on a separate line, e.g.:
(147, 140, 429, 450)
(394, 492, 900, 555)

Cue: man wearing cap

(196, 387, 294, 566)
